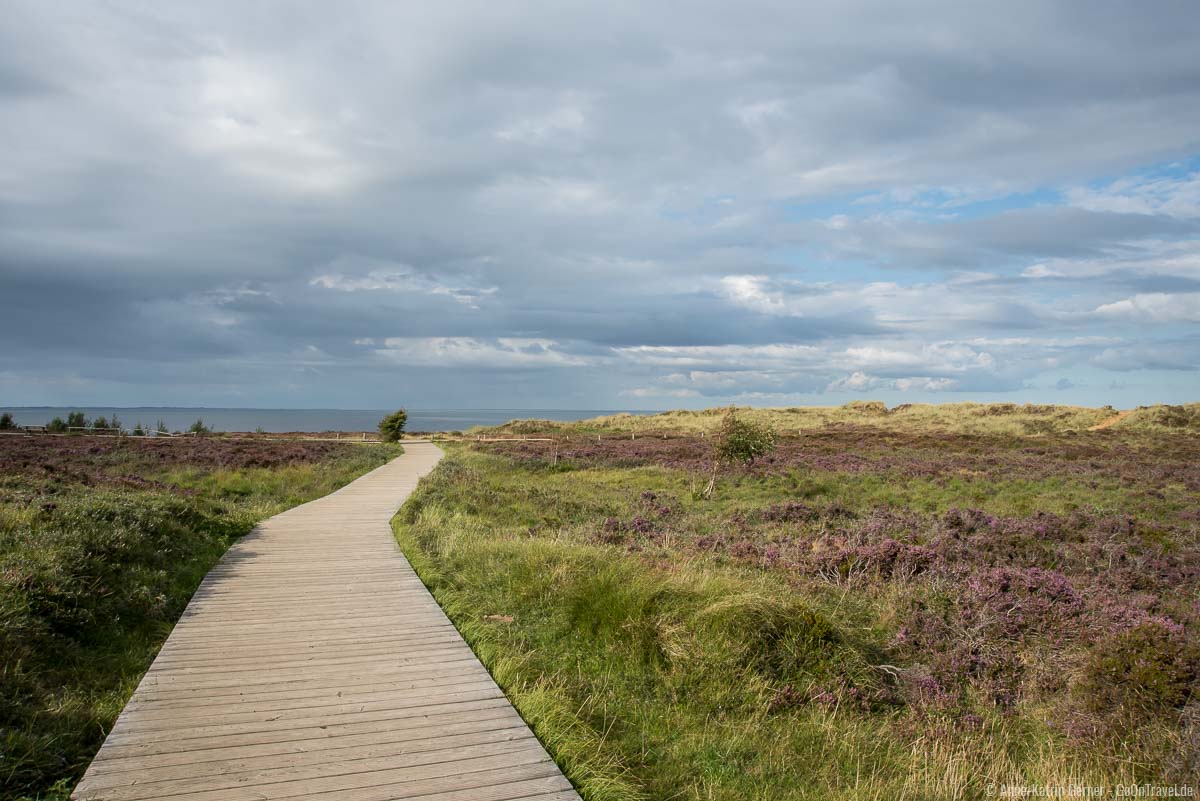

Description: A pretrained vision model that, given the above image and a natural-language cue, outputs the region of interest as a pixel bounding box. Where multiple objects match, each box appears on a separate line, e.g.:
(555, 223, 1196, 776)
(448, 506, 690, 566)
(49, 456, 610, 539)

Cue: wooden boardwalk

(73, 443, 580, 801)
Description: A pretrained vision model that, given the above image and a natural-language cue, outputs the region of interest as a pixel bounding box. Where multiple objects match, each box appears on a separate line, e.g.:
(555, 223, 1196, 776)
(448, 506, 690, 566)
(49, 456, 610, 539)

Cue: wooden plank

(82, 721, 534, 778)
(71, 444, 580, 801)
(124, 675, 498, 712)
(108, 688, 509, 734)
(75, 749, 558, 801)
(75, 739, 550, 799)
(94, 706, 528, 760)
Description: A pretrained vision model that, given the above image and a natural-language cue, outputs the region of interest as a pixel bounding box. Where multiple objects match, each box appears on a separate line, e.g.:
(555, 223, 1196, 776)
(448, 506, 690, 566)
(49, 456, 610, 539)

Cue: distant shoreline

(6, 401, 1195, 437)
(0, 407, 664, 434)
(0, 406, 665, 411)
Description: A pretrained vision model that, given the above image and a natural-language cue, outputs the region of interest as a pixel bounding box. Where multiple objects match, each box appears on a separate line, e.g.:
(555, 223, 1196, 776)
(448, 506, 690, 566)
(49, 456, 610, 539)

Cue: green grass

(0, 442, 402, 801)
(393, 443, 1190, 800)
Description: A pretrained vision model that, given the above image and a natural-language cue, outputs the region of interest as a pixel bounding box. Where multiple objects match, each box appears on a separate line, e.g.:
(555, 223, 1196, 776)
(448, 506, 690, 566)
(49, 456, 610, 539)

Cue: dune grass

(0, 439, 402, 801)
(476, 401, 1200, 439)
(393, 426, 1197, 800)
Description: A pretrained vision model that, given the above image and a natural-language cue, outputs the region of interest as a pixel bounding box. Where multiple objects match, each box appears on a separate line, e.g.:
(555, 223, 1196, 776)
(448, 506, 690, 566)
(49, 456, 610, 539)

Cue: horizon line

(0, 405, 669, 412)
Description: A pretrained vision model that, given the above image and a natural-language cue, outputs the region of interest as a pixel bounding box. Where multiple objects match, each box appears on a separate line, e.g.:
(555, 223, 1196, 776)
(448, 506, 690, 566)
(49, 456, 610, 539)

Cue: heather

(0, 434, 357, 482)
(0, 436, 402, 800)
(395, 422, 1199, 800)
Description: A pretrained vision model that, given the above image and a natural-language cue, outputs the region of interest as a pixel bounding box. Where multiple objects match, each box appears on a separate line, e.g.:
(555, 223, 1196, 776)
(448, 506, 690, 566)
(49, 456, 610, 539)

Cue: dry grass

(473, 401, 1179, 438)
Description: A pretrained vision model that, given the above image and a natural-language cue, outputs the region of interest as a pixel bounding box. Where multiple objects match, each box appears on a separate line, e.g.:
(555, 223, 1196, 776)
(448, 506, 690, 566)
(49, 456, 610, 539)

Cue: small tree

(132, 421, 146, 436)
(700, 407, 777, 498)
(715, 408, 776, 465)
(92, 416, 111, 431)
(378, 408, 408, 442)
(0, 412, 14, 430)
(188, 419, 211, 435)
(67, 411, 88, 430)
(156, 419, 169, 434)
(47, 416, 67, 433)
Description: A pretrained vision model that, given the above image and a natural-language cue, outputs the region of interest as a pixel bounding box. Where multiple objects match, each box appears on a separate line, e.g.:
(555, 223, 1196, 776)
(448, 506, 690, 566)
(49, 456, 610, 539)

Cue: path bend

(73, 442, 579, 801)
(1088, 409, 1133, 430)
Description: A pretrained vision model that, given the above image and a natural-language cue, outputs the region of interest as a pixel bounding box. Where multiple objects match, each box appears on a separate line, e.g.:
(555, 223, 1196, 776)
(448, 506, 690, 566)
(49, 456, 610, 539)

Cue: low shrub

(1078, 620, 1199, 716)
(714, 407, 777, 466)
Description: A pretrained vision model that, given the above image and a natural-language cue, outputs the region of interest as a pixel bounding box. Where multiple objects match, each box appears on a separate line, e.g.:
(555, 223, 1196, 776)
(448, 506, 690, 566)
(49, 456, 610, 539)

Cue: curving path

(73, 442, 579, 801)
(1088, 409, 1133, 431)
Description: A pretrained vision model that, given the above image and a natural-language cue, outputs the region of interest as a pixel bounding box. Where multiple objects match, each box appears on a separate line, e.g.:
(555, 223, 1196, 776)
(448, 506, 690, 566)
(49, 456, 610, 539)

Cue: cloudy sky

(2, 1, 1199, 409)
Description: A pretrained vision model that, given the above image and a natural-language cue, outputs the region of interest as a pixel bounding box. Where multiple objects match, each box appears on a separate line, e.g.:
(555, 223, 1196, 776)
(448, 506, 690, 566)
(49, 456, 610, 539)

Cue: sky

(2, 1, 1199, 410)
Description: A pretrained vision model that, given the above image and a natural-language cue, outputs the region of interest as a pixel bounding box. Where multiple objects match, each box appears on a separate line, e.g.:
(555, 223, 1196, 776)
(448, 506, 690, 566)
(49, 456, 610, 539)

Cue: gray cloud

(2, 1, 1199, 408)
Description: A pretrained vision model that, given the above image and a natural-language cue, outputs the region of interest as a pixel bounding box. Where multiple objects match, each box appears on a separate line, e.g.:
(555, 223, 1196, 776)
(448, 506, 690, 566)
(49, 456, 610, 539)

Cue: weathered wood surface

(73, 443, 579, 801)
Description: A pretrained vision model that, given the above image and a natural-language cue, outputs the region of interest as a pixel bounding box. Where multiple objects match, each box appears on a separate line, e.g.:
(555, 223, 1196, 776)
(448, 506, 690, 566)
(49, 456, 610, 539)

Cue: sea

(0, 407, 659, 434)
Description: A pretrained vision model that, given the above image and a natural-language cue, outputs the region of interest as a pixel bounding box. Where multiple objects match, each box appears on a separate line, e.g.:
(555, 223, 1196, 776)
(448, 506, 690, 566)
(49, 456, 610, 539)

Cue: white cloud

(1066, 171, 1200, 220)
(1007, 240, 1200, 283)
(826, 371, 960, 393)
(826, 371, 878, 391)
(615, 341, 999, 376)
(718, 275, 792, 315)
(1094, 292, 1200, 323)
(185, 56, 363, 194)
(717, 274, 1053, 332)
(894, 376, 959, 391)
(845, 342, 995, 373)
(965, 336, 1121, 347)
(1022, 263, 1064, 278)
(616, 343, 826, 369)
(683, 370, 786, 389)
(310, 256, 497, 308)
(374, 337, 589, 368)
(619, 387, 700, 398)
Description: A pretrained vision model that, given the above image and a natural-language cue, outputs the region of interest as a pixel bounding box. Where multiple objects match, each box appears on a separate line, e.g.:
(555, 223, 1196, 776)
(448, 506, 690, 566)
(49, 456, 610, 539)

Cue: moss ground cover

(0, 436, 401, 800)
(394, 411, 1198, 800)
